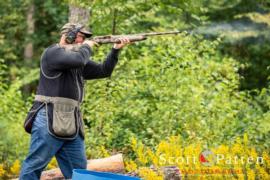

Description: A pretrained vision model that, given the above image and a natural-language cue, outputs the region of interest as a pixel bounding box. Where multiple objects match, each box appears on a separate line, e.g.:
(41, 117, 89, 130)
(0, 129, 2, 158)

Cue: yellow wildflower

(146, 148, 159, 166)
(247, 169, 255, 180)
(99, 145, 110, 157)
(138, 167, 163, 180)
(125, 160, 137, 172)
(47, 157, 57, 169)
(131, 137, 137, 151)
(231, 143, 242, 154)
(10, 160, 20, 175)
(243, 133, 248, 146)
(137, 144, 148, 165)
(257, 166, 269, 179)
(0, 164, 6, 177)
(262, 151, 270, 168)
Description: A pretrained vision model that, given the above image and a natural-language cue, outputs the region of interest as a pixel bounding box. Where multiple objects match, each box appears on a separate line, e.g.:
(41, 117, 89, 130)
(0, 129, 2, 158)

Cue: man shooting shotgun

(20, 23, 130, 180)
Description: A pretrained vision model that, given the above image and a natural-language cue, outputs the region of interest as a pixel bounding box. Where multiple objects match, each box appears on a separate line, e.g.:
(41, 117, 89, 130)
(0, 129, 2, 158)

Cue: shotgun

(62, 30, 189, 51)
(91, 30, 189, 44)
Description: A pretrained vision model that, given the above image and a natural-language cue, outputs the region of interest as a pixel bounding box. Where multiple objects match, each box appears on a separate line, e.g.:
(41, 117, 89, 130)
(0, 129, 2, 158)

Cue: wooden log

(40, 153, 124, 180)
(87, 153, 124, 172)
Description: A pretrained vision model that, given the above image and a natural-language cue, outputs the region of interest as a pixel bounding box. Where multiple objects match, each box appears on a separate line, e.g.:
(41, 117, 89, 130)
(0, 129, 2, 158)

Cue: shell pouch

(47, 103, 79, 140)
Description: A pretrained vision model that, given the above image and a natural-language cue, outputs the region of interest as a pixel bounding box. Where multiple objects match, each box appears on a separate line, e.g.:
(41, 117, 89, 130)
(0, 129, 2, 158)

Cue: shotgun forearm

(92, 35, 147, 44)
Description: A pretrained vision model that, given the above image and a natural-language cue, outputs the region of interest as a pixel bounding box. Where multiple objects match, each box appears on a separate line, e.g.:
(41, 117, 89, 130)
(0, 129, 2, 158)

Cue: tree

(69, 4, 90, 24)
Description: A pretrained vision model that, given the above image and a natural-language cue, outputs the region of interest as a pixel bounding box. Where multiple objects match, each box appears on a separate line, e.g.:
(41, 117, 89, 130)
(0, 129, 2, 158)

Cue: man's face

(75, 32, 86, 44)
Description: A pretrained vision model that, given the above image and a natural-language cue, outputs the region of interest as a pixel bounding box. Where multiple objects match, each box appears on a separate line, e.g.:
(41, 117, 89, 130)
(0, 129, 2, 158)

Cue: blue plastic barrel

(72, 169, 141, 180)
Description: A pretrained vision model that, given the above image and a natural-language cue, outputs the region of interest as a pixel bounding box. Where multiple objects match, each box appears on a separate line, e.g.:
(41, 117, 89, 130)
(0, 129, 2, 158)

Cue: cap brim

(80, 30, 92, 38)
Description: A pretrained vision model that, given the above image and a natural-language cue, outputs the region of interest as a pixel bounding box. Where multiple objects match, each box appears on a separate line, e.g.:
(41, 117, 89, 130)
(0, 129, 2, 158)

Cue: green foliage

(205, 0, 270, 21)
(0, 60, 31, 163)
(247, 88, 270, 150)
(33, 0, 68, 57)
(0, 0, 29, 65)
(82, 34, 269, 158)
(89, 0, 206, 35)
(219, 25, 270, 90)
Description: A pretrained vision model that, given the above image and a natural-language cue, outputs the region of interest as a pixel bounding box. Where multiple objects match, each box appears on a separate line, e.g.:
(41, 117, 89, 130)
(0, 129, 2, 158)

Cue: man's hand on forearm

(113, 37, 131, 49)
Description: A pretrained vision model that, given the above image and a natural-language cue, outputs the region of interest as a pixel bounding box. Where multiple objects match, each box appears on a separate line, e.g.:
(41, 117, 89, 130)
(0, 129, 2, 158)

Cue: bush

(81, 34, 268, 158)
(0, 60, 38, 166)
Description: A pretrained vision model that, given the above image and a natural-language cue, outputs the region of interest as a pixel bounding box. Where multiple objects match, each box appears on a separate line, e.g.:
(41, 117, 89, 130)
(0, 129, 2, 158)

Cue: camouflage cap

(60, 23, 92, 37)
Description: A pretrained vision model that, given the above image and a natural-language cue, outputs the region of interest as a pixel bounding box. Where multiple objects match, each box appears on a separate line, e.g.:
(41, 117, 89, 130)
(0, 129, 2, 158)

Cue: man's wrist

(112, 47, 121, 51)
(113, 44, 121, 49)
